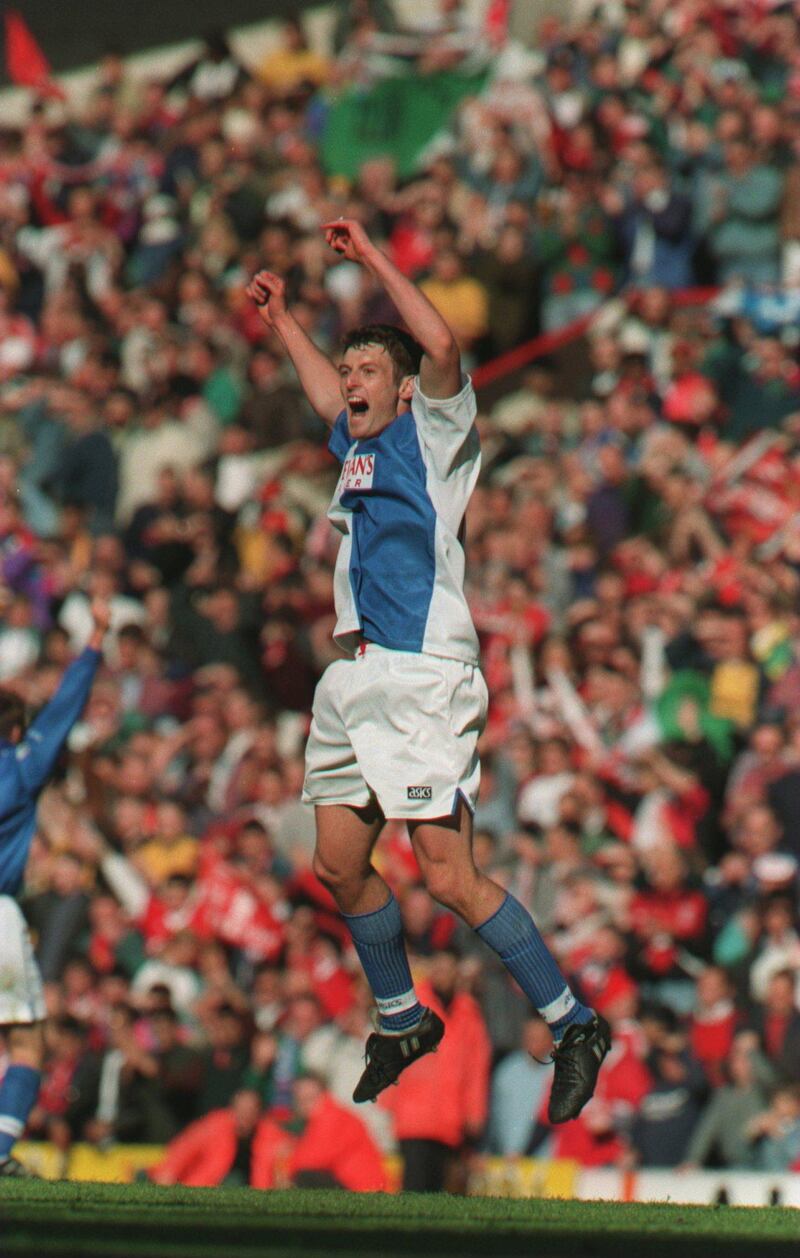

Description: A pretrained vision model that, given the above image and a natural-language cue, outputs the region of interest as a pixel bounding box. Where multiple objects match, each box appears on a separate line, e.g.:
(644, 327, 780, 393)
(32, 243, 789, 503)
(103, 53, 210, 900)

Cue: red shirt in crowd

(288, 1094, 385, 1192)
(629, 887, 708, 976)
(689, 1001, 739, 1087)
(152, 1107, 289, 1188)
(381, 980, 491, 1149)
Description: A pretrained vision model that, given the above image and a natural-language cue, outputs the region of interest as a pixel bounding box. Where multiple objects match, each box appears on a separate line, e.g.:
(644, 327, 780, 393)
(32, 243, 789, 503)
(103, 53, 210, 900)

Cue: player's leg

(313, 802, 426, 1036)
(305, 658, 428, 1048)
(410, 803, 610, 1122)
(0, 1023, 43, 1176)
(408, 804, 504, 925)
(0, 897, 45, 1174)
(312, 802, 444, 1104)
(410, 804, 595, 1035)
(312, 799, 387, 916)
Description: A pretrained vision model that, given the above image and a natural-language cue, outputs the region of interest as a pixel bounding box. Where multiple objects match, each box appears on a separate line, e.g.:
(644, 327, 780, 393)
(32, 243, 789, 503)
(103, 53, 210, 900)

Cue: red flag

(4, 10, 65, 99)
(484, 0, 510, 46)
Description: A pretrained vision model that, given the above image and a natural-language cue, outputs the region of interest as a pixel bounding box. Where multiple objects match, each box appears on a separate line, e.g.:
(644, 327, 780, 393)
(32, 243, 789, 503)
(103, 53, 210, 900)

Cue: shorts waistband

(356, 638, 380, 657)
(353, 640, 479, 666)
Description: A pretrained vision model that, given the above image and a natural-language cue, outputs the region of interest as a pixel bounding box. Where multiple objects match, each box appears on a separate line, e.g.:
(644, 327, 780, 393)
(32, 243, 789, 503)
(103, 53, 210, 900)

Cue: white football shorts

(303, 644, 488, 820)
(0, 896, 46, 1024)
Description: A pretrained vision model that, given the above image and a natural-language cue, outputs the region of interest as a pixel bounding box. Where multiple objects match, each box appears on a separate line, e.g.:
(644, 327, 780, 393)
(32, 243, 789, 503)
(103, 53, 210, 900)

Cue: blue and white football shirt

(0, 647, 100, 897)
(327, 375, 480, 665)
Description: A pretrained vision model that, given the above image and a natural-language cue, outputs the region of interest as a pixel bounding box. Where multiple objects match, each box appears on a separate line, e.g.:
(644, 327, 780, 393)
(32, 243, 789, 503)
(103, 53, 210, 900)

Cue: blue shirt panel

(328, 410, 436, 652)
(328, 411, 351, 462)
(0, 648, 100, 897)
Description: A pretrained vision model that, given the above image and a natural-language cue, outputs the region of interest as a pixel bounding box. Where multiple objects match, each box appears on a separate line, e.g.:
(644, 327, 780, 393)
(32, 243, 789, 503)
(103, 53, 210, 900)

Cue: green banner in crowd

(321, 68, 488, 180)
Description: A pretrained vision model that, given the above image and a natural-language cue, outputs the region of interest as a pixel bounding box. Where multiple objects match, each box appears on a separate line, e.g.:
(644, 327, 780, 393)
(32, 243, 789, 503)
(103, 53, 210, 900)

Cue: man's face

(338, 344, 412, 440)
(429, 952, 458, 999)
(286, 997, 320, 1041)
(767, 977, 795, 1017)
(151, 1015, 178, 1051)
(212, 1013, 244, 1048)
(293, 1078, 323, 1121)
(232, 1090, 262, 1135)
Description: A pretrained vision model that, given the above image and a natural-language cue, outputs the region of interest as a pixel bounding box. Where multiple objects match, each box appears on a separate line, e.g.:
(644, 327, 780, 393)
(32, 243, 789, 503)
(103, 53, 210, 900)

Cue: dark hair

(240, 819, 268, 837)
(217, 1003, 245, 1021)
(150, 1006, 179, 1024)
(56, 1016, 87, 1039)
(293, 1070, 327, 1089)
(166, 874, 192, 889)
(111, 1003, 136, 1026)
(770, 968, 796, 987)
(203, 29, 232, 60)
(64, 954, 94, 973)
(639, 1002, 679, 1034)
(118, 623, 146, 645)
(0, 689, 26, 741)
(341, 324, 423, 381)
(100, 967, 129, 984)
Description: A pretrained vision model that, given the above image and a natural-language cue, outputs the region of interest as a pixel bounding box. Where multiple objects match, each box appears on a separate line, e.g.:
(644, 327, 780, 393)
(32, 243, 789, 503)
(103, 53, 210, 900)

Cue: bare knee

(420, 859, 473, 914)
(312, 848, 342, 890)
(7, 1024, 44, 1069)
(312, 849, 368, 905)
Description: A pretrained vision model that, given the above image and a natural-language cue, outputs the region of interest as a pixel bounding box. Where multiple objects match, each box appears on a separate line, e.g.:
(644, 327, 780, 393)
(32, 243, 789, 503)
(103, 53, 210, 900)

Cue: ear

(398, 374, 415, 404)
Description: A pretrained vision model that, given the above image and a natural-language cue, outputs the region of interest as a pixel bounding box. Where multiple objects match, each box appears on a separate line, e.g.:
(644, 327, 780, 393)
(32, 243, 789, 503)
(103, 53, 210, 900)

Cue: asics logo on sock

(407, 785, 432, 800)
(376, 992, 417, 1013)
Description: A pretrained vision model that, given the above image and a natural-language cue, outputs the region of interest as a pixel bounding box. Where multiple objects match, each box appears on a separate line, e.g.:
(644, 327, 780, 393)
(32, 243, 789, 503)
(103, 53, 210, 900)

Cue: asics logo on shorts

(407, 785, 432, 800)
(340, 453, 375, 492)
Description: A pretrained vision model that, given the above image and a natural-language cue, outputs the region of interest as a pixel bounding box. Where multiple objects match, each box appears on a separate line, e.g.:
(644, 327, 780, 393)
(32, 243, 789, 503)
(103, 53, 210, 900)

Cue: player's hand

(71, 822, 106, 862)
(84, 1118, 113, 1145)
(246, 270, 288, 327)
(89, 598, 111, 647)
(599, 186, 625, 217)
(322, 218, 375, 264)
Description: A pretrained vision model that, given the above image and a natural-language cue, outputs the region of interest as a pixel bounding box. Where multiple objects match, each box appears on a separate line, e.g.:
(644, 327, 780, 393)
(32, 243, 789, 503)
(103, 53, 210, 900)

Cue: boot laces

(362, 1036, 400, 1090)
(551, 1038, 583, 1083)
(531, 1024, 591, 1070)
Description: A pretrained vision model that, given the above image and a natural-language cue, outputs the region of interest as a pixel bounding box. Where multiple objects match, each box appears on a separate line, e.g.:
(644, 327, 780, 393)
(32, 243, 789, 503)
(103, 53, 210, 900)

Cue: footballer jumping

(247, 221, 610, 1120)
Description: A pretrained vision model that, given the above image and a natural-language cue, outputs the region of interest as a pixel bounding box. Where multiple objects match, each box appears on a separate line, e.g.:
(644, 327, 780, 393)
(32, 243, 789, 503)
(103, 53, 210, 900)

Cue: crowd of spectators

(3, 0, 800, 1191)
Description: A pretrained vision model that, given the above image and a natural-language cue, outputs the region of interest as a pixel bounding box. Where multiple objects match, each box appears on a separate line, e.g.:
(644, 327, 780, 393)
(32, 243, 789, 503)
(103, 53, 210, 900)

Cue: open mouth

(349, 398, 368, 416)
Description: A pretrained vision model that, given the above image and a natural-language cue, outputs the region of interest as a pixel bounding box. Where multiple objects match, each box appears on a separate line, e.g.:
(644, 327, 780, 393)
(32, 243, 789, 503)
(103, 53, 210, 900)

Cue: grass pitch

(0, 1181, 797, 1258)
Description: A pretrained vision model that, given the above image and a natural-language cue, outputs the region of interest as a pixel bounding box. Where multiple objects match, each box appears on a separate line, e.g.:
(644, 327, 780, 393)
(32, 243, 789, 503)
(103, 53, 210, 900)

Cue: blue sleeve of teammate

(328, 411, 351, 463)
(15, 648, 102, 795)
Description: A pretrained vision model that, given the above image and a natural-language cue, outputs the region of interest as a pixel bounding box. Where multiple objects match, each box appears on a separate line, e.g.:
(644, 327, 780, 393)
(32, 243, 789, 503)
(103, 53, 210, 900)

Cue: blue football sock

(476, 893, 593, 1042)
(0, 1064, 40, 1160)
(343, 893, 425, 1032)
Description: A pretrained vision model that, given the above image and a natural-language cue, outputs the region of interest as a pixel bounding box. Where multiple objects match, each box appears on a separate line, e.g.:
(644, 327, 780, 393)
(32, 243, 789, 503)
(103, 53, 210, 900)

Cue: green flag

(320, 68, 488, 180)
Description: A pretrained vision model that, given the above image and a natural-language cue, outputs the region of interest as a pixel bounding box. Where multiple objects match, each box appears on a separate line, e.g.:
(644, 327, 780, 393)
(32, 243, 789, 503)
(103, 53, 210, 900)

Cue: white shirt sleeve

(411, 374, 479, 480)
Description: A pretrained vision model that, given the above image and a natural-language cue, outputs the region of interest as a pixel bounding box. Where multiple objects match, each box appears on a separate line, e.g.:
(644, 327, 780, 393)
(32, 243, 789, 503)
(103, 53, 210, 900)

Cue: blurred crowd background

(3, 0, 800, 1191)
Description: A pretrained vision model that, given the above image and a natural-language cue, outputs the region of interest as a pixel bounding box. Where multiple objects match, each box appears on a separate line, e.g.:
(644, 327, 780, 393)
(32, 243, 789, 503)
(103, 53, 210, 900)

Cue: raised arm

(246, 271, 342, 428)
(15, 599, 109, 796)
(322, 219, 461, 399)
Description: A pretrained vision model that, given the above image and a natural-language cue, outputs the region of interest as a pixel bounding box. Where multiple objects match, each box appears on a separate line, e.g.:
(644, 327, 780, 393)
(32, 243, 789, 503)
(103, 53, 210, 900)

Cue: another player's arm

(15, 599, 110, 796)
(322, 219, 461, 399)
(246, 271, 342, 428)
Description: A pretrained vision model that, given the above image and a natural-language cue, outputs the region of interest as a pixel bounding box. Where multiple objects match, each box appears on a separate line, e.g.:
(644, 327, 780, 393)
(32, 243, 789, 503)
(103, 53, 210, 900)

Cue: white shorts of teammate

(0, 897, 45, 1025)
(303, 643, 488, 820)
